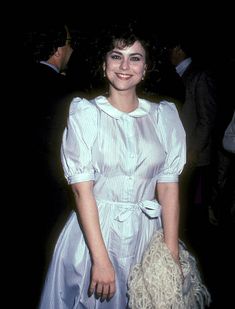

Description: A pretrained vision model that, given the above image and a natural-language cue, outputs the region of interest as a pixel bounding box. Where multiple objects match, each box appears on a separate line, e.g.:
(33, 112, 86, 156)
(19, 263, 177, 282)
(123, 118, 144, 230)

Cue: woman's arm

(71, 181, 116, 300)
(156, 182, 180, 261)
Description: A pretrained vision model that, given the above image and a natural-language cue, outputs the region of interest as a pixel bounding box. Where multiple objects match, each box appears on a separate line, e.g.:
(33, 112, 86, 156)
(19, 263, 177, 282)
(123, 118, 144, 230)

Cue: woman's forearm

(71, 181, 116, 298)
(157, 182, 180, 259)
(71, 181, 109, 262)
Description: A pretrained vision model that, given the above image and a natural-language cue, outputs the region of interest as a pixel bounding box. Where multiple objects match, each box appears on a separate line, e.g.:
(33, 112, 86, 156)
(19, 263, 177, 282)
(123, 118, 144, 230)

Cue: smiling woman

(103, 39, 147, 112)
(38, 23, 186, 309)
(86, 23, 156, 96)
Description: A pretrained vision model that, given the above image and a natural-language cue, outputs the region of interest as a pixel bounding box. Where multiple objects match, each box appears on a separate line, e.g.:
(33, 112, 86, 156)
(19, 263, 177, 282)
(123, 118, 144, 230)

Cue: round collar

(94, 96, 151, 119)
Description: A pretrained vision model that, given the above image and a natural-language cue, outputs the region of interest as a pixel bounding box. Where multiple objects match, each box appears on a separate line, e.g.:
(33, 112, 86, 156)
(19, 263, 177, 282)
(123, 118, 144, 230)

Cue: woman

(39, 26, 186, 308)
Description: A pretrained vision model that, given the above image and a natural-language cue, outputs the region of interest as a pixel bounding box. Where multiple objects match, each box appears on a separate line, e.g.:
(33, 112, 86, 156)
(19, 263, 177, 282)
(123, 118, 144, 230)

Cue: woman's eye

(130, 56, 141, 61)
(111, 54, 121, 60)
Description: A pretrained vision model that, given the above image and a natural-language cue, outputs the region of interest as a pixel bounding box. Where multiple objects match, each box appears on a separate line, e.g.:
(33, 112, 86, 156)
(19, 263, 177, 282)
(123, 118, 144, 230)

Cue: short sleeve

(61, 97, 98, 184)
(157, 101, 186, 183)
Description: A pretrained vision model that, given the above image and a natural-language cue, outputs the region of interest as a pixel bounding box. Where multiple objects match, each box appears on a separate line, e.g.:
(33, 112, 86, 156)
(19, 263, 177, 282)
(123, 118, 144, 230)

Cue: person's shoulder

(139, 97, 160, 113)
(33, 62, 57, 75)
(188, 62, 215, 80)
(139, 98, 180, 121)
(140, 95, 177, 112)
(157, 100, 185, 140)
(158, 100, 179, 114)
(157, 100, 182, 124)
(69, 97, 98, 116)
(29, 62, 61, 86)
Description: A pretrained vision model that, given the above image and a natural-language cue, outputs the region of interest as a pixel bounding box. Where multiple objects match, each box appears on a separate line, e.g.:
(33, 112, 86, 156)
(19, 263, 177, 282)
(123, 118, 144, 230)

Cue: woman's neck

(107, 90, 138, 113)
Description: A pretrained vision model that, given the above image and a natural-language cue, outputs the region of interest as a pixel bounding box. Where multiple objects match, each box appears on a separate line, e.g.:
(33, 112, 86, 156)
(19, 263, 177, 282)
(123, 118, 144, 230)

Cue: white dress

(39, 95, 186, 308)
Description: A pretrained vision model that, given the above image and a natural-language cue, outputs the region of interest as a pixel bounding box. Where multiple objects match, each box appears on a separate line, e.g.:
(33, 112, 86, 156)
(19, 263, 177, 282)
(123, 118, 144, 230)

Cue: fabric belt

(96, 199, 161, 222)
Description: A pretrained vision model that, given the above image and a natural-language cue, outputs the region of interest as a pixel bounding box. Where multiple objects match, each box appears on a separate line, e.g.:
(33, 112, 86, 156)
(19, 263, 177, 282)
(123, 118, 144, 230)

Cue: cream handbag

(128, 229, 211, 309)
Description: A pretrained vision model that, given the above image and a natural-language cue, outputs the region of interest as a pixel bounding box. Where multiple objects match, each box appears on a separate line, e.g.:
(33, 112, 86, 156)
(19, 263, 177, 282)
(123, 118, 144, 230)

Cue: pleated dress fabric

(39, 96, 186, 308)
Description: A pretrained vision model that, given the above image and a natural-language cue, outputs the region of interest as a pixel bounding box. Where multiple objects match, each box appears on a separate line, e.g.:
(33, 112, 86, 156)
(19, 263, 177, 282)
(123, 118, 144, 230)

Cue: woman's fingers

(89, 282, 115, 301)
(88, 280, 96, 297)
(100, 284, 109, 301)
(88, 262, 116, 300)
(95, 282, 103, 298)
(107, 282, 115, 300)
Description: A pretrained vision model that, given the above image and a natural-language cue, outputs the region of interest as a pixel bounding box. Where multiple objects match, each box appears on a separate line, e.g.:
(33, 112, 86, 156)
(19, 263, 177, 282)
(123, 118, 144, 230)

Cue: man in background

(24, 23, 74, 308)
(167, 36, 217, 237)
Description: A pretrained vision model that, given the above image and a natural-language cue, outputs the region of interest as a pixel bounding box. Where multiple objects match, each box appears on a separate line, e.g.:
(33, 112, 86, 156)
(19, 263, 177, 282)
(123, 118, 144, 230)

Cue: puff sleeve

(157, 101, 186, 183)
(61, 97, 98, 184)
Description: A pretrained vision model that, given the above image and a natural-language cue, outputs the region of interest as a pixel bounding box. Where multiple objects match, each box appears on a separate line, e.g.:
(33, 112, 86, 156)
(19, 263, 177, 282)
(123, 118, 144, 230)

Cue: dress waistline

(96, 199, 161, 222)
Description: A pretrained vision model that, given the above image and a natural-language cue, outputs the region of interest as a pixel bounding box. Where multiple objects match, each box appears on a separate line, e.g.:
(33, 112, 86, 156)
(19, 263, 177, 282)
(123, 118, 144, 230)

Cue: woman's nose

(120, 58, 130, 70)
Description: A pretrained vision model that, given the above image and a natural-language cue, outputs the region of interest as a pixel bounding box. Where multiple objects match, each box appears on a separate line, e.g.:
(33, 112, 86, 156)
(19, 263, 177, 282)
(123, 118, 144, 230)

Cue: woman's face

(104, 40, 147, 91)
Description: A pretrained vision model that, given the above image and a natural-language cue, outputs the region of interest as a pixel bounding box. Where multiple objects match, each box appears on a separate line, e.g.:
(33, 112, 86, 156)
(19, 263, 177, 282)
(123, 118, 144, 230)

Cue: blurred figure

(208, 110, 235, 227)
(167, 36, 217, 237)
(205, 54, 235, 307)
(23, 22, 74, 308)
(222, 111, 235, 154)
(29, 23, 74, 200)
(29, 22, 74, 235)
(208, 53, 235, 227)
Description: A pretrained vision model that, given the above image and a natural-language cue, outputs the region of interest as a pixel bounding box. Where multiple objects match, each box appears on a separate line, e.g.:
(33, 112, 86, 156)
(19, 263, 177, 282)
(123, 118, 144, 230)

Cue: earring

(103, 71, 106, 77)
(142, 76, 145, 80)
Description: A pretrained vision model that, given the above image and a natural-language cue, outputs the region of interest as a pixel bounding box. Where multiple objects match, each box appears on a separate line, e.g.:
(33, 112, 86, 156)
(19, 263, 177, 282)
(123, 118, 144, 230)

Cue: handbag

(127, 229, 211, 309)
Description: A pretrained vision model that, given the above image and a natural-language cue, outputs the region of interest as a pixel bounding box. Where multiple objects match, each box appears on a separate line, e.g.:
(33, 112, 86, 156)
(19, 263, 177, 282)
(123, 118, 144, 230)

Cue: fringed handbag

(128, 229, 211, 309)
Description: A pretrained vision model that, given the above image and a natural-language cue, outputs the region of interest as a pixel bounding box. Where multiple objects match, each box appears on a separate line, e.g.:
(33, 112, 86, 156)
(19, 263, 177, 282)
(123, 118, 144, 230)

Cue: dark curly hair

(88, 21, 158, 93)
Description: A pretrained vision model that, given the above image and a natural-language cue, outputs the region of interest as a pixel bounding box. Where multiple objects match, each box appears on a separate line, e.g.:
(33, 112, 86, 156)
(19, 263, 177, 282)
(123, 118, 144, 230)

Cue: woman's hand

(71, 182, 116, 301)
(88, 258, 116, 301)
(171, 252, 184, 282)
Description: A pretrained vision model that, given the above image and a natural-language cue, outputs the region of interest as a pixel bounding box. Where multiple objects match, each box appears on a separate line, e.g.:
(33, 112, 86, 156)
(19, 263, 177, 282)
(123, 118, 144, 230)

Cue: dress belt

(96, 199, 162, 222)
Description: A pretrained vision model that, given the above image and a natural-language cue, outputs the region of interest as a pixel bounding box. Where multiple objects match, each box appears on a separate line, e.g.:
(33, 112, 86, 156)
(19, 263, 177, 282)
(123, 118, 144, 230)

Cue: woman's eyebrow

(111, 50, 144, 57)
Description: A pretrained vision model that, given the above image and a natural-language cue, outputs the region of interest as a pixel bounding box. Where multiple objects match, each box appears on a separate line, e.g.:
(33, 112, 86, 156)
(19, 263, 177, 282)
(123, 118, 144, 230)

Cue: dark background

(23, 4, 235, 103)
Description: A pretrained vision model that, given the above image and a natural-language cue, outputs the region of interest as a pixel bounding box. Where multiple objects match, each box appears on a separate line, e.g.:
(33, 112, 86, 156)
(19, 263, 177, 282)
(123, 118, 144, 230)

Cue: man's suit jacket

(180, 63, 217, 166)
(29, 63, 71, 175)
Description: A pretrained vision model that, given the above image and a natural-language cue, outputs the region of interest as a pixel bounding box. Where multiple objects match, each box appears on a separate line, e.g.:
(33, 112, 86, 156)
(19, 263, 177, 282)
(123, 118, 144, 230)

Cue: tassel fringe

(128, 229, 211, 308)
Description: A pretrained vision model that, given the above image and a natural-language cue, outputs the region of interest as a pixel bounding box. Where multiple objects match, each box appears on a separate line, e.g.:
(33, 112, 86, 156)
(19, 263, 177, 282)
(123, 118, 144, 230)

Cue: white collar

(93, 96, 151, 119)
